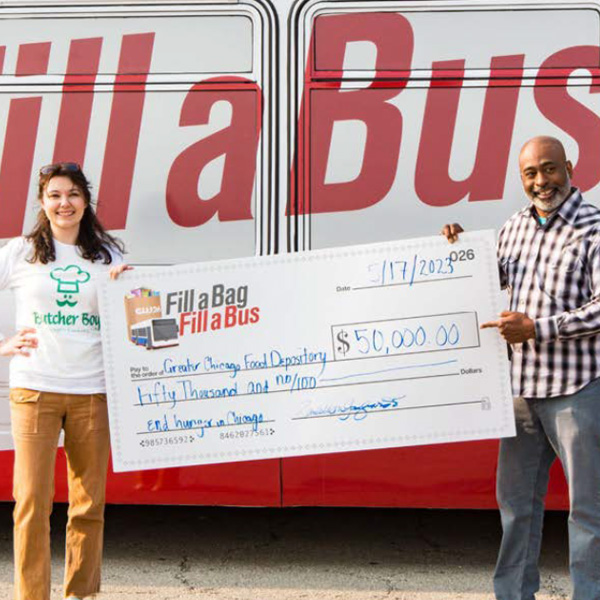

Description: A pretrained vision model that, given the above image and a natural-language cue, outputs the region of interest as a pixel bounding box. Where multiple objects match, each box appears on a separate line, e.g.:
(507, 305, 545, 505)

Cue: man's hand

(441, 223, 464, 244)
(0, 327, 38, 357)
(481, 311, 536, 343)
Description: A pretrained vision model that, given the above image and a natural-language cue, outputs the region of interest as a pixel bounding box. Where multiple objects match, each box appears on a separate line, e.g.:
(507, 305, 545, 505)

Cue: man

(443, 136, 600, 600)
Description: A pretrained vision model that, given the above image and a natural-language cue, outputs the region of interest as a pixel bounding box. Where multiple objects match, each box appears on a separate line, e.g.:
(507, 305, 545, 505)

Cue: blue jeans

(494, 377, 600, 600)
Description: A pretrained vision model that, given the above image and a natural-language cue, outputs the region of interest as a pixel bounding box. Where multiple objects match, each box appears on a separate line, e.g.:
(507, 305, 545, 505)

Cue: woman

(0, 162, 129, 600)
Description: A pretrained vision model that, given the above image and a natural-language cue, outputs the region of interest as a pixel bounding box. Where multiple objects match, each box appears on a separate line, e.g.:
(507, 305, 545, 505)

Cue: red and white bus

(1, 0, 591, 508)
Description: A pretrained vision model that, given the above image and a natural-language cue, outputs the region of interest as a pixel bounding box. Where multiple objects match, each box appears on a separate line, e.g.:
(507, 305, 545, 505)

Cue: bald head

(519, 136, 567, 164)
(518, 136, 573, 216)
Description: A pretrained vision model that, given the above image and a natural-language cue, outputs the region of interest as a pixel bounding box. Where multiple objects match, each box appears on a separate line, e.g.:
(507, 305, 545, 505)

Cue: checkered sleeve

(534, 315, 561, 343)
(537, 235, 600, 342)
(496, 220, 513, 291)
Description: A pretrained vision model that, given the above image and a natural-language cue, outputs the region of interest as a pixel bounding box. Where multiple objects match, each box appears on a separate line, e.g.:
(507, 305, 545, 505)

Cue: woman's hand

(109, 264, 133, 280)
(0, 327, 38, 357)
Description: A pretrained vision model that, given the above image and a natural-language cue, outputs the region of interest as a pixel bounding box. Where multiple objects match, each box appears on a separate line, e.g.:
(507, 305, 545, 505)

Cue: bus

(0, 0, 585, 508)
(130, 318, 179, 350)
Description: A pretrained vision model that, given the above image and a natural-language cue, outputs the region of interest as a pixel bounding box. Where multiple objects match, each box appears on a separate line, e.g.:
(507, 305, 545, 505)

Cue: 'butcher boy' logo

(50, 265, 90, 307)
(165, 283, 260, 336)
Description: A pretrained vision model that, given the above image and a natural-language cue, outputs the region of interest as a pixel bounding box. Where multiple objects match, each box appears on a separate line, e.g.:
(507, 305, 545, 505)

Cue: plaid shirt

(497, 188, 600, 398)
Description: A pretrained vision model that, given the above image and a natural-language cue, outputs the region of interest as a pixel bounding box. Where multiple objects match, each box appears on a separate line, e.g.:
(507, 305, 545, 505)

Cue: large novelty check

(99, 230, 514, 472)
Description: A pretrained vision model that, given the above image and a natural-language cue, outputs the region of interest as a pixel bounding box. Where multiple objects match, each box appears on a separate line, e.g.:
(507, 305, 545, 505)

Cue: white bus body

(130, 317, 179, 349)
(0, 0, 590, 507)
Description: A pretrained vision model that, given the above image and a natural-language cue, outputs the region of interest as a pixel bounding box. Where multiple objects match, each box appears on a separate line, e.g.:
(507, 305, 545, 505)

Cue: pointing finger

(481, 321, 501, 329)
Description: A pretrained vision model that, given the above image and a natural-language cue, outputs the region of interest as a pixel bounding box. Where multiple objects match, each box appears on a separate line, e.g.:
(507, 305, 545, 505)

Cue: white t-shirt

(0, 237, 122, 393)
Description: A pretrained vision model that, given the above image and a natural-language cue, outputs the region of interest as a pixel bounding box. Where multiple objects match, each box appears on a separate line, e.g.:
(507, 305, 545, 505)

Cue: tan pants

(9, 388, 110, 600)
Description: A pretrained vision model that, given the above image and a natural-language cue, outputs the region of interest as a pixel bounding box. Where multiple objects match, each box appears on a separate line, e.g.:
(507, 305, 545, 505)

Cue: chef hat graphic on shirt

(50, 265, 91, 294)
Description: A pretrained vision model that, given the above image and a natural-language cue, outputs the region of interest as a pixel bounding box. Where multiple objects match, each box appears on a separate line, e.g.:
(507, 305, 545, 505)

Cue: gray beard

(532, 196, 564, 213)
(531, 185, 571, 214)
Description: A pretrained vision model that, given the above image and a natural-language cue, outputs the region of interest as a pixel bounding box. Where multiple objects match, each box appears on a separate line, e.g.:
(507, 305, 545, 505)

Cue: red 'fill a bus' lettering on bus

(414, 55, 523, 207)
(0, 34, 155, 238)
(292, 13, 413, 216)
(166, 78, 261, 228)
(534, 46, 600, 192)
(297, 13, 600, 215)
(52, 37, 103, 166)
(96, 33, 155, 230)
(0, 42, 50, 238)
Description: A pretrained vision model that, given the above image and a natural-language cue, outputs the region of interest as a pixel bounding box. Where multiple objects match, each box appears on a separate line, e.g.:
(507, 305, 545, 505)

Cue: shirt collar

(526, 187, 581, 226)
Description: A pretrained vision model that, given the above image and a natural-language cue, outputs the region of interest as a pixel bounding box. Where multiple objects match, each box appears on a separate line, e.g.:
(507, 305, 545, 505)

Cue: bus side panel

(284, 2, 598, 508)
(281, 443, 568, 509)
(0, 450, 281, 506)
(0, 3, 280, 506)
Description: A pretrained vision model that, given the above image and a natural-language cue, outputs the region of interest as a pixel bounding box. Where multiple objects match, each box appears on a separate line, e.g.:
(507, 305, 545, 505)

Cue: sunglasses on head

(39, 162, 81, 176)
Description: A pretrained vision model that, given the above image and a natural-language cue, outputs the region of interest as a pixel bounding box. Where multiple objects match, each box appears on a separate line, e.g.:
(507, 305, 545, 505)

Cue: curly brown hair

(26, 163, 124, 264)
